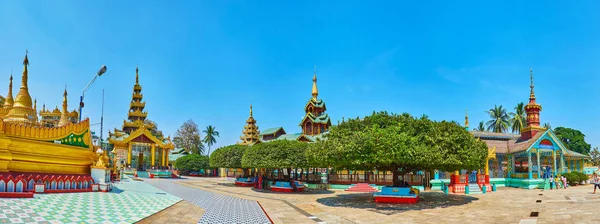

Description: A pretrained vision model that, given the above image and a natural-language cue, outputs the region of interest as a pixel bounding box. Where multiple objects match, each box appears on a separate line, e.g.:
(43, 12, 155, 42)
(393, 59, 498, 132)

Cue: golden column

(162, 148, 166, 166)
(165, 151, 169, 167)
(127, 143, 132, 165)
(151, 144, 156, 167)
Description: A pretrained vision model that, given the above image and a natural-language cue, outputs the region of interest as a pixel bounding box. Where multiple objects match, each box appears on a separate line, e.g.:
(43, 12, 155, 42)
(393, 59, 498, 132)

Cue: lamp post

(79, 65, 107, 121)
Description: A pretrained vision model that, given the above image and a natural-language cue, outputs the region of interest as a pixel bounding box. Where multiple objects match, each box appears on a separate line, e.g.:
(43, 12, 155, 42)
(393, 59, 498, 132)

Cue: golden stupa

(0, 51, 95, 175)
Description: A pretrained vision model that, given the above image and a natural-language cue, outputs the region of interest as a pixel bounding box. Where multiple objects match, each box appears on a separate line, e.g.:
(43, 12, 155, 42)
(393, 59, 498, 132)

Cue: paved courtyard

(170, 177, 600, 224)
(0, 177, 180, 224)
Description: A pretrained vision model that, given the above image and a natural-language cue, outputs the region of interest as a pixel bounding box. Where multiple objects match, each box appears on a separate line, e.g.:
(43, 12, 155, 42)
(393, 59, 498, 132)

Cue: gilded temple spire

(312, 65, 318, 99)
(521, 68, 543, 140)
(58, 86, 70, 126)
(5, 50, 36, 124)
(135, 65, 139, 84)
(239, 104, 261, 145)
(4, 74, 13, 108)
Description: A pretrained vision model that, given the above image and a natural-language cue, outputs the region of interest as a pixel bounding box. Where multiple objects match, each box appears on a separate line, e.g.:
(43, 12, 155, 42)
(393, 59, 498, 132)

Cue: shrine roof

(511, 131, 545, 153)
(299, 113, 331, 126)
(297, 132, 328, 142)
(259, 127, 285, 136)
(564, 149, 589, 158)
(304, 98, 326, 109)
(470, 131, 520, 140)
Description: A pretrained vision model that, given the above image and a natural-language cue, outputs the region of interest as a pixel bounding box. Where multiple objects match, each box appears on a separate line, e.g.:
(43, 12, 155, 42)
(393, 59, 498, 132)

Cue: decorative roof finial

(312, 65, 318, 99)
(23, 49, 29, 66)
(135, 65, 139, 84)
(529, 68, 535, 100)
(250, 104, 253, 117)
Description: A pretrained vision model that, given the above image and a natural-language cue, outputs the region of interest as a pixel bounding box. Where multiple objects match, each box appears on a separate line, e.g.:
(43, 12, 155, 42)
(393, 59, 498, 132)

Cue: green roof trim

(259, 127, 285, 136)
(299, 113, 331, 126)
(304, 98, 326, 110)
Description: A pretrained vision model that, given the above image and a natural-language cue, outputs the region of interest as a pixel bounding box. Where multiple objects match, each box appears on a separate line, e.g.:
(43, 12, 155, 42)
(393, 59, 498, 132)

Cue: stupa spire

(529, 68, 535, 103)
(239, 104, 260, 145)
(312, 65, 318, 99)
(58, 86, 69, 126)
(4, 73, 14, 108)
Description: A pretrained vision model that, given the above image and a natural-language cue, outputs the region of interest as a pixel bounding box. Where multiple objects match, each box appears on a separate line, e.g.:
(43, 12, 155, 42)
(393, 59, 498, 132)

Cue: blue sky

(1, 1, 599, 151)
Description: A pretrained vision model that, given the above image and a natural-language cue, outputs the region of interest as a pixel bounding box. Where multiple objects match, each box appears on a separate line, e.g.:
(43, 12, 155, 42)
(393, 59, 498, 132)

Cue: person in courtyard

(549, 175, 554, 189)
(554, 175, 561, 189)
(544, 165, 551, 179)
(592, 173, 600, 194)
(561, 175, 568, 189)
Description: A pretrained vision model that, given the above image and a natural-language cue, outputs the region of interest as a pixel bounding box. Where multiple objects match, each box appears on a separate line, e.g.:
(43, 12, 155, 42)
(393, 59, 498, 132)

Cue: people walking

(549, 175, 554, 189)
(592, 174, 599, 194)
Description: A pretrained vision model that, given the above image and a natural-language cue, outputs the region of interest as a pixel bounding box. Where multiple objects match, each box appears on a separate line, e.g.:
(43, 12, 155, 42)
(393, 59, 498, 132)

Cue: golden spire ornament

(312, 65, 318, 99)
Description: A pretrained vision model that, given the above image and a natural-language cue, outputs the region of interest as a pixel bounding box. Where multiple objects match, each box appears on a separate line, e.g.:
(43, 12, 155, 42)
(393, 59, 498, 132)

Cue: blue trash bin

(492, 183, 497, 192)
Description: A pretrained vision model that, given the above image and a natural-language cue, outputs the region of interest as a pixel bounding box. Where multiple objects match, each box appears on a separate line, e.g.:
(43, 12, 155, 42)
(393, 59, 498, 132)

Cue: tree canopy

(174, 154, 210, 174)
(210, 144, 248, 168)
(203, 125, 220, 156)
(590, 147, 600, 166)
(307, 111, 488, 186)
(174, 120, 205, 154)
(242, 140, 309, 169)
(554, 127, 591, 155)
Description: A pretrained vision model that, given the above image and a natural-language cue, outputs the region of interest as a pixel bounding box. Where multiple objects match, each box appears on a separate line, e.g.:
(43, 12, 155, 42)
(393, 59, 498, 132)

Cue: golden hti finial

(33, 98, 37, 111)
(312, 65, 318, 99)
(135, 65, 139, 84)
(62, 85, 68, 112)
(21, 49, 29, 88)
(249, 104, 253, 117)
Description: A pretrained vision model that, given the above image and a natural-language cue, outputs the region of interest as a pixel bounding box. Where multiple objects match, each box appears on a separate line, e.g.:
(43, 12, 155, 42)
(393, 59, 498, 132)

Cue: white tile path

(145, 179, 271, 224)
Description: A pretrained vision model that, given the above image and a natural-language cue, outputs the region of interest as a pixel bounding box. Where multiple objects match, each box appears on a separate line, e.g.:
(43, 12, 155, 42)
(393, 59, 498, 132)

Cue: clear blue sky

(1, 1, 599, 151)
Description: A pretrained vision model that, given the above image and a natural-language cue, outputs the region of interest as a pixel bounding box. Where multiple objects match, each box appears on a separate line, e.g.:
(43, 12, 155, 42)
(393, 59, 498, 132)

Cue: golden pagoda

(108, 66, 174, 171)
(0, 51, 95, 174)
(4, 52, 38, 124)
(239, 104, 261, 145)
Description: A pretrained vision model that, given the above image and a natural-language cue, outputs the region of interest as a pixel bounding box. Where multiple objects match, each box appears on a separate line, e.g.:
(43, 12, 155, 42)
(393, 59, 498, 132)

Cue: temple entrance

(137, 152, 144, 171)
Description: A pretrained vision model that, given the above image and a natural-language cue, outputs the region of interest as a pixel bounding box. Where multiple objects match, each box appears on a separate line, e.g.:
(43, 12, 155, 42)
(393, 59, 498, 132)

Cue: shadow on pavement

(250, 188, 335, 195)
(316, 192, 479, 215)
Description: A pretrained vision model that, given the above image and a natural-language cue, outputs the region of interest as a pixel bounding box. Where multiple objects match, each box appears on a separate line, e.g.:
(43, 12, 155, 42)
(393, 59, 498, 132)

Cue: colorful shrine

(438, 70, 590, 192)
(108, 67, 174, 173)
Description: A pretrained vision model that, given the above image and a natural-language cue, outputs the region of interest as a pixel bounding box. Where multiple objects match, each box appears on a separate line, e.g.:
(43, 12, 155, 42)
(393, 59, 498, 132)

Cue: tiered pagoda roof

(122, 66, 149, 134)
(239, 105, 261, 145)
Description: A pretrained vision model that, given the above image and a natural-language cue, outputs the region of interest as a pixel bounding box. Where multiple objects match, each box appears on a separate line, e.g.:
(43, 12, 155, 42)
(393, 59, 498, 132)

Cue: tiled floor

(174, 177, 600, 224)
(145, 179, 271, 224)
(136, 200, 205, 224)
(0, 177, 180, 224)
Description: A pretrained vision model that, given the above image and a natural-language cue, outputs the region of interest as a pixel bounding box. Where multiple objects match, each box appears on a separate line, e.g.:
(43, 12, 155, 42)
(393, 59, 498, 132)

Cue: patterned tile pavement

(0, 177, 180, 224)
(145, 179, 271, 224)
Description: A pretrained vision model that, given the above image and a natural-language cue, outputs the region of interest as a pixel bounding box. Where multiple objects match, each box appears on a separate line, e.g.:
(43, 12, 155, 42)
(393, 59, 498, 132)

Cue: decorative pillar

(162, 148, 166, 166)
(485, 157, 490, 176)
(560, 152, 565, 174)
(127, 144, 132, 165)
(527, 151, 533, 179)
(434, 170, 439, 180)
(165, 150, 169, 167)
(536, 149, 541, 179)
(151, 144, 156, 167)
(553, 150, 557, 176)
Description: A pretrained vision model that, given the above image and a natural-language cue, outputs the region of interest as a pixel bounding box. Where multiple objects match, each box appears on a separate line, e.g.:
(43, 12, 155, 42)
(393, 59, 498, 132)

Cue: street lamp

(79, 65, 107, 121)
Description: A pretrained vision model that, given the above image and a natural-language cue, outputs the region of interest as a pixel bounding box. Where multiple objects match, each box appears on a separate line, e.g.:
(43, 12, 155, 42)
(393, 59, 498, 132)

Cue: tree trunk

(392, 168, 401, 187)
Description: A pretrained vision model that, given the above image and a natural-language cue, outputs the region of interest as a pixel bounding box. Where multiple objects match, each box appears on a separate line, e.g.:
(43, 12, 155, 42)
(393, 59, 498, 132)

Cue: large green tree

(509, 102, 526, 133)
(173, 120, 204, 154)
(174, 154, 210, 174)
(554, 127, 591, 155)
(486, 105, 509, 133)
(242, 140, 309, 179)
(203, 125, 220, 156)
(210, 144, 248, 168)
(307, 111, 487, 187)
(590, 147, 600, 166)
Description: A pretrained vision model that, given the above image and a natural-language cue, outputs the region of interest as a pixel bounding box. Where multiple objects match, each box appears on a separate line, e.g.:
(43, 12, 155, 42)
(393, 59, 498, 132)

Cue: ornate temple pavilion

(108, 67, 174, 171)
(239, 68, 331, 144)
(0, 51, 95, 175)
(437, 70, 590, 191)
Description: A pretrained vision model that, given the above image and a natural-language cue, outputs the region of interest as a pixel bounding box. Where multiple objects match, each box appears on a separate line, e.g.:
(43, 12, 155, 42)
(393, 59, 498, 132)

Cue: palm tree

(474, 121, 486, 131)
(543, 123, 551, 130)
(203, 125, 220, 156)
(486, 105, 510, 133)
(509, 102, 527, 133)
